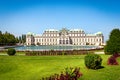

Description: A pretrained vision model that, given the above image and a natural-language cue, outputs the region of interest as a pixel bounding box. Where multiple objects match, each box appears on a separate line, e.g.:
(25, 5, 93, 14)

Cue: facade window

(59, 40, 62, 44)
(77, 39, 78, 42)
(96, 39, 98, 42)
(28, 39, 29, 42)
(82, 38, 84, 42)
(79, 39, 81, 42)
(66, 40, 68, 44)
(99, 39, 101, 42)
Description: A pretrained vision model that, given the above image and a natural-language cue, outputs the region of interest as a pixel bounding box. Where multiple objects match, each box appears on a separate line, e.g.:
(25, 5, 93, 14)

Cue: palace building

(26, 28, 104, 46)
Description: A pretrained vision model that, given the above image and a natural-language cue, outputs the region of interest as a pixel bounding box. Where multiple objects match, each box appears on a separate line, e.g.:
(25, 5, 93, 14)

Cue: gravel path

(94, 52, 104, 54)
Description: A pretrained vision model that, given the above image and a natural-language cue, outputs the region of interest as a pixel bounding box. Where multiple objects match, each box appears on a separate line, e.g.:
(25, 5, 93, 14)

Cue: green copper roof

(95, 32, 103, 35)
(27, 32, 33, 35)
(27, 32, 35, 36)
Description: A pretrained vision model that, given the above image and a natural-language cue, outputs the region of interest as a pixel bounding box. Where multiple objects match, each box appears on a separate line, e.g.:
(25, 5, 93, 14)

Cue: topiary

(7, 48, 16, 56)
(84, 54, 102, 69)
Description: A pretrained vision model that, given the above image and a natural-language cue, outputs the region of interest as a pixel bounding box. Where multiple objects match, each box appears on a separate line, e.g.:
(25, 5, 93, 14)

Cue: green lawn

(0, 54, 120, 80)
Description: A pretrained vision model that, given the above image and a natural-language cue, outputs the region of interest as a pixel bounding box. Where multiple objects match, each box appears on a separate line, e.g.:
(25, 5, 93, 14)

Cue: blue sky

(0, 0, 120, 41)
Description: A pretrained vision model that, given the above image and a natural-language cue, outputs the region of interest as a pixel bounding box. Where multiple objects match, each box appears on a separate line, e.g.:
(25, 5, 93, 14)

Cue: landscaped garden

(0, 28, 120, 80)
(0, 53, 120, 80)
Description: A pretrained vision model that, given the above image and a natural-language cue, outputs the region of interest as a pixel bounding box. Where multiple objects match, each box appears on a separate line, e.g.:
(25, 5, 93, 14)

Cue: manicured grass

(0, 54, 120, 80)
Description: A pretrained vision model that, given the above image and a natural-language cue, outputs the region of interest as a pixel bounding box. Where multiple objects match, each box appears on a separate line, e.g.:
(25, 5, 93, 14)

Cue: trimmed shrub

(41, 67, 82, 80)
(84, 54, 102, 69)
(107, 56, 118, 65)
(7, 48, 16, 56)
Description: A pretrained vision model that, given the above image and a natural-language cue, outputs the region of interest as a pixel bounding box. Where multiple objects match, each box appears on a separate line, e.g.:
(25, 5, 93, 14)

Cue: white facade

(26, 28, 104, 46)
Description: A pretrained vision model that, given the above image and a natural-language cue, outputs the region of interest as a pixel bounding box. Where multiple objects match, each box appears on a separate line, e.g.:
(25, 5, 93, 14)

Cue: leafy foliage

(104, 29, 120, 54)
(18, 34, 26, 44)
(41, 67, 82, 80)
(113, 53, 120, 58)
(84, 54, 102, 69)
(107, 53, 120, 65)
(0, 31, 18, 45)
(107, 56, 118, 65)
(7, 48, 16, 56)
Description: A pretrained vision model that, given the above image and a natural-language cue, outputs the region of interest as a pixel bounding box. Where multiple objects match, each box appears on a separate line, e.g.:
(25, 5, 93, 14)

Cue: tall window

(96, 39, 98, 42)
(53, 39, 54, 42)
(99, 39, 101, 42)
(59, 40, 62, 44)
(66, 40, 68, 44)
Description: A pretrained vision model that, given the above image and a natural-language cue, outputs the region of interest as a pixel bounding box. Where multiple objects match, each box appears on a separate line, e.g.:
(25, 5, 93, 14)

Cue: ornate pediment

(59, 28, 69, 36)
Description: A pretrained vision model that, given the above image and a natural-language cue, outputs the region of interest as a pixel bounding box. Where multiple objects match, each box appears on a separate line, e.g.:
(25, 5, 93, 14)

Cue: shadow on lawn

(98, 66, 105, 69)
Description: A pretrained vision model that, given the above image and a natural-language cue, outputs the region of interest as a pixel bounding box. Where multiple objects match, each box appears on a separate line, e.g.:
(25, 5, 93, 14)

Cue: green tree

(15, 37, 19, 43)
(22, 34, 26, 43)
(0, 31, 3, 45)
(4, 32, 16, 45)
(104, 28, 120, 54)
(0, 31, 17, 46)
(19, 36, 22, 43)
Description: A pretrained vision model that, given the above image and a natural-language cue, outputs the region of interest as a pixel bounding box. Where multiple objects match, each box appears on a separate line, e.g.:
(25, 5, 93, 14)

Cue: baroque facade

(26, 28, 104, 46)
